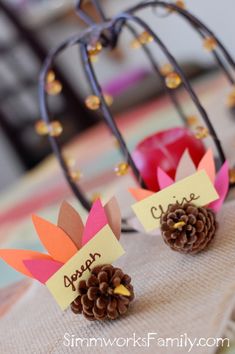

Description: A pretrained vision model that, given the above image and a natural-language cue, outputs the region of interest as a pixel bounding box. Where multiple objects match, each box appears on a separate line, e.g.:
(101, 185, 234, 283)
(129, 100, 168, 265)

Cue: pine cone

(160, 203, 217, 254)
(71, 265, 134, 321)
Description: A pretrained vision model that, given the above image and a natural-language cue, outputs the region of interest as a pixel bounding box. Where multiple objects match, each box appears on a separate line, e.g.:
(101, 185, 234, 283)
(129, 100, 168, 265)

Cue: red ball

(132, 127, 206, 192)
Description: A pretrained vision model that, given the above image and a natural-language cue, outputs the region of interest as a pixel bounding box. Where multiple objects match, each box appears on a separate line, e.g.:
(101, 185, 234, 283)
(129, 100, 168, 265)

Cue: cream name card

(132, 170, 219, 232)
(46, 225, 125, 310)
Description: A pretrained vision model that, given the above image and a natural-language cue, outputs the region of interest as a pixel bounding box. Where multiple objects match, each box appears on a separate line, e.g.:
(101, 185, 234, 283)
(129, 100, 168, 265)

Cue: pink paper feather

(23, 259, 63, 283)
(82, 199, 108, 246)
(157, 167, 174, 190)
(0, 249, 52, 278)
(198, 149, 216, 184)
(209, 161, 229, 213)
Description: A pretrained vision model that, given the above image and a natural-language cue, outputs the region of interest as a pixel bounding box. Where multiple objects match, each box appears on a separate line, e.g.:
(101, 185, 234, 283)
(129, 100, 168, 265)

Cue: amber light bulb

(115, 162, 129, 176)
(165, 72, 182, 89)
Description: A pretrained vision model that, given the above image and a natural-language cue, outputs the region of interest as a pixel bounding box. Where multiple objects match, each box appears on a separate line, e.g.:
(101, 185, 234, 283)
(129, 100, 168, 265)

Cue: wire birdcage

(38, 0, 235, 225)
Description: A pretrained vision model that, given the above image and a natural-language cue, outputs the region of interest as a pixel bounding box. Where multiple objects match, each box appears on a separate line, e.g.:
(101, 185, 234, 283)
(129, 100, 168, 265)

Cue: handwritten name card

(132, 170, 219, 232)
(46, 225, 125, 310)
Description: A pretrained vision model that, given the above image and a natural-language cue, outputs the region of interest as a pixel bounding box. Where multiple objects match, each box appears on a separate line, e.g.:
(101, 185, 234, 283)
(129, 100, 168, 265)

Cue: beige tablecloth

(0, 198, 235, 354)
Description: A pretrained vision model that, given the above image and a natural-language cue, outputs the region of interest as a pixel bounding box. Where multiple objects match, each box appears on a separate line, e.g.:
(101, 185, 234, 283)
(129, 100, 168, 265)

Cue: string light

(35, 120, 63, 137)
(168, 1, 186, 13)
(165, 72, 182, 89)
(203, 37, 217, 52)
(64, 155, 83, 183)
(87, 42, 103, 57)
(115, 162, 129, 176)
(47, 70, 56, 83)
(130, 31, 153, 49)
(65, 156, 76, 168)
(49, 121, 63, 137)
(45, 70, 63, 95)
(69, 170, 83, 182)
(160, 63, 173, 76)
(90, 55, 99, 63)
(85, 95, 101, 110)
(35, 120, 49, 136)
(85, 94, 113, 109)
(130, 39, 142, 49)
(104, 94, 114, 106)
(175, 0, 186, 9)
(186, 115, 199, 126)
(46, 80, 63, 95)
(194, 126, 209, 139)
(138, 31, 154, 44)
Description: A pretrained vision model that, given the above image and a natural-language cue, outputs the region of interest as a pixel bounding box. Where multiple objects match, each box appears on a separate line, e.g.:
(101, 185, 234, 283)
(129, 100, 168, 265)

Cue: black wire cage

(38, 0, 235, 220)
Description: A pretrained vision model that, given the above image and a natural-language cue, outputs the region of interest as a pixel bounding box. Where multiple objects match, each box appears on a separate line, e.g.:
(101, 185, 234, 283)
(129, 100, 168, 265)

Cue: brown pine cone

(71, 264, 134, 321)
(160, 203, 217, 254)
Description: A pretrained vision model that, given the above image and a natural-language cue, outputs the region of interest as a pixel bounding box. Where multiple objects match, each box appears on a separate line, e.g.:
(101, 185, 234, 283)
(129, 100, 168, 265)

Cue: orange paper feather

(0, 249, 52, 278)
(129, 188, 154, 201)
(32, 215, 78, 263)
(197, 149, 216, 184)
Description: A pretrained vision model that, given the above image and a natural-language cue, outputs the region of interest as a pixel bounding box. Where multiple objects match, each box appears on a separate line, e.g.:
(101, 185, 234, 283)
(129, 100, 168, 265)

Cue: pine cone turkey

(71, 264, 134, 321)
(160, 203, 217, 254)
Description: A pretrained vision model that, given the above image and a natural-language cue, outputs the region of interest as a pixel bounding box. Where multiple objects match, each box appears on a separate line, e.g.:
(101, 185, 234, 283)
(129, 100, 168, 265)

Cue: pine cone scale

(71, 264, 134, 321)
(96, 296, 107, 309)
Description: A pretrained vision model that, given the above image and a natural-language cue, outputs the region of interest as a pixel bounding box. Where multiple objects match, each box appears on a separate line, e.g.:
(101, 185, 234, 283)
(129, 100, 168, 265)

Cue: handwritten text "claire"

(150, 193, 200, 220)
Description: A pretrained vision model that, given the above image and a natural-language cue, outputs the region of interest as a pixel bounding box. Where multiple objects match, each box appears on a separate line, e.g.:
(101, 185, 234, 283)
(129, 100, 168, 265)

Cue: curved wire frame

(39, 0, 235, 222)
(76, 0, 107, 24)
(128, 1, 235, 82)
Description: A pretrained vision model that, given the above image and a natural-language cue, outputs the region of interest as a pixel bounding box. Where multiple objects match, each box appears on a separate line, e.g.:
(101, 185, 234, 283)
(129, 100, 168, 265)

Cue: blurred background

(0, 0, 235, 192)
(1, 4, 235, 352)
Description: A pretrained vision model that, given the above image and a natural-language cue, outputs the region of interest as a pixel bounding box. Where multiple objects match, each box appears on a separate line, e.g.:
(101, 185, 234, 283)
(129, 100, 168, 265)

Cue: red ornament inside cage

(133, 127, 206, 192)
